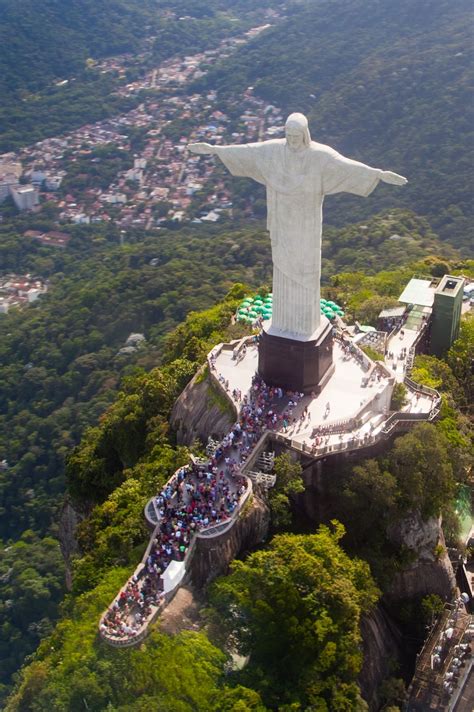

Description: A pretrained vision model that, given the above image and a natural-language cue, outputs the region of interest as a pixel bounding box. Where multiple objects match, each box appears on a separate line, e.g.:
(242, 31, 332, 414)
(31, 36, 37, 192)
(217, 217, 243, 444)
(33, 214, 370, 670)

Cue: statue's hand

(188, 142, 215, 155)
(379, 170, 408, 186)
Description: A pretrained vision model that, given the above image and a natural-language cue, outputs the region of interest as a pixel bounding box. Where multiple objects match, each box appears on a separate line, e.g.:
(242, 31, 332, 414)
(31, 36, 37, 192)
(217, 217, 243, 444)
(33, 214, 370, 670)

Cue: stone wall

(189, 492, 270, 589)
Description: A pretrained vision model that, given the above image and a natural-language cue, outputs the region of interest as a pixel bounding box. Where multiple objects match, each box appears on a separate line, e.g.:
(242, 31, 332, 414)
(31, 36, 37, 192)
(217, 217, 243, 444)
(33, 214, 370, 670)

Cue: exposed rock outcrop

(159, 586, 202, 636)
(360, 604, 403, 710)
(386, 513, 455, 602)
(58, 497, 88, 590)
(299, 460, 456, 603)
(171, 368, 235, 446)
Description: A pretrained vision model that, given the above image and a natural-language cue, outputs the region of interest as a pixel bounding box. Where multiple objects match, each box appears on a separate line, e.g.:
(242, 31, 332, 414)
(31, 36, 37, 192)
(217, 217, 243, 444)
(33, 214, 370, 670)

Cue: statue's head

(285, 113, 311, 152)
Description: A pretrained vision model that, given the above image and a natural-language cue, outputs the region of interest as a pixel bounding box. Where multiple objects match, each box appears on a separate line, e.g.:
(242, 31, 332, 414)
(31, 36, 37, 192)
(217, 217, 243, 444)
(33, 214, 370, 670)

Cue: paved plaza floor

(386, 327, 419, 382)
(216, 342, 373, 419)
(213, 329, 436, 455)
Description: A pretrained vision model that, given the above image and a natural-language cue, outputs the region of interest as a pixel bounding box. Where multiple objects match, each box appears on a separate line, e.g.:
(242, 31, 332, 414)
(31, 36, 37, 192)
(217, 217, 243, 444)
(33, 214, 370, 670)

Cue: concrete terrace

(386, 326, 420, 382)
(215, 339, 388, 421)
(100, 458, 252, 647)
(211, 327, 438, 458)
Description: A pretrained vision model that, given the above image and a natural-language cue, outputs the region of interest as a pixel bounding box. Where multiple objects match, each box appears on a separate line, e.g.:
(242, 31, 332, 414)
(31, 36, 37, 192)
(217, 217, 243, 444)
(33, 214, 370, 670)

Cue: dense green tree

(5, 567, 264, 712)
(388, 423, 454, 519)
(0, 532, 65, 688)
(341, 459, 398, 546)
(209, 524, 379, 710)
(268, 452, 304, 530)
(447, 314, 474, 407)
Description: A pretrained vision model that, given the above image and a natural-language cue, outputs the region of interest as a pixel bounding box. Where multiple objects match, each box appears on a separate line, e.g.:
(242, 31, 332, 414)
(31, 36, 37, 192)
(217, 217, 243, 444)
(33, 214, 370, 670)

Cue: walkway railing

(404, 375, 440, 399)
(99, 456, 251, 647)
(405, 321, 428, 372)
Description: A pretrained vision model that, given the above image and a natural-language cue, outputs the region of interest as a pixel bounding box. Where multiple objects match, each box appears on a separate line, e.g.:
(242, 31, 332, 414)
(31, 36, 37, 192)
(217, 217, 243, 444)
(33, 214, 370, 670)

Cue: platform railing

(100, 449, 251, 647)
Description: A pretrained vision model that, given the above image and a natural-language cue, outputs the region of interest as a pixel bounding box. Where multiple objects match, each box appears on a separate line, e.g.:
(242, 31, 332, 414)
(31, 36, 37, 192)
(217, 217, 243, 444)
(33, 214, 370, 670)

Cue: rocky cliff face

(170, 368, 235, 446)
(299, 459, 456, 603)
(386, 513, 455, 602)
(58, 497, 88, 590)
(359, 604, 403, 710)
(294, 457, 456, 707)
(189, 493, 270, 589)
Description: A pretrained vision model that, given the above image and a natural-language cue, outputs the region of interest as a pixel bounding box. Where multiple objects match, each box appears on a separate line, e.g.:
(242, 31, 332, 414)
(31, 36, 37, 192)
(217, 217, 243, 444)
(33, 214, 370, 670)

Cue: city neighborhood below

(0, 22, 284, 229)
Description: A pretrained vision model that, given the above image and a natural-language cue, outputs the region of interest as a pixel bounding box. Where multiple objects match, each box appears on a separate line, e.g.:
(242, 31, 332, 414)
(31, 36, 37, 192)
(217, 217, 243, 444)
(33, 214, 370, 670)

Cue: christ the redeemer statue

(188, 112, 406, 342)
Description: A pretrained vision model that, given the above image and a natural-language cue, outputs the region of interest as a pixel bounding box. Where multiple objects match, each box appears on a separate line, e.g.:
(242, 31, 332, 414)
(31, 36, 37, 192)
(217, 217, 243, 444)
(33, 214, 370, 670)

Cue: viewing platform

(209, 324, 439, 460)
(99, 455, 252, 647)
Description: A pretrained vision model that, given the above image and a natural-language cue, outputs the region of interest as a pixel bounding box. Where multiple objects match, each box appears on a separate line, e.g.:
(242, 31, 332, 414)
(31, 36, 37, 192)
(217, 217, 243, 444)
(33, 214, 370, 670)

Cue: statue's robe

(215, 139, 381, 340)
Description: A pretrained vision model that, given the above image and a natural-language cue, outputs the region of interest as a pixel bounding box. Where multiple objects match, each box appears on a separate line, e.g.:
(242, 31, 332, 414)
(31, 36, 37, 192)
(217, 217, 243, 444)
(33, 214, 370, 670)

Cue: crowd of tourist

(100, 368, 314, 643)
(100, 400, 264, 642)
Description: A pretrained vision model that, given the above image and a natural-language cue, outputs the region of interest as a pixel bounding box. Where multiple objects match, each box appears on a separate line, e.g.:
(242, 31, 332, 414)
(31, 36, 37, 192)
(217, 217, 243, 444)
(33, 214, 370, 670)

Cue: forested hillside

(0, 0, 158, 151)
(0, 0, 158, 96)
(3, 284, 472, 711)
(0, 0, 284, 151)
(0, 209, 470, 701)
(0, 208, 452, 542)
(194, 0, 473, 252)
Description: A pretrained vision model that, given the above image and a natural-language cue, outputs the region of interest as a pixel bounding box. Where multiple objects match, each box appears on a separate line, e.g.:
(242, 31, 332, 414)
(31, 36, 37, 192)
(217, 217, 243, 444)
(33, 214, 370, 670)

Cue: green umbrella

(320, 298, 327, 305)
(327, 301, 338, 308)
(338, 310, 345, 317)
(262, 313, 270, 320)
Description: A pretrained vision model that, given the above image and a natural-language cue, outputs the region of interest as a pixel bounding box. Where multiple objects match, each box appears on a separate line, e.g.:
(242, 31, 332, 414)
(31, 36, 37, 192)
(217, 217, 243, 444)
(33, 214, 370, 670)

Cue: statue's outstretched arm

(378, 170, 408, 186)
(188, 141, 265, 183)
(187, 142, 217, 155)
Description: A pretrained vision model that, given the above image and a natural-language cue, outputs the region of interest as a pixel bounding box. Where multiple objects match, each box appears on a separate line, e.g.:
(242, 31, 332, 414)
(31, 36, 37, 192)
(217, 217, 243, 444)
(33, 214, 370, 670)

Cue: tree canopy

(208, 524, 378, 711)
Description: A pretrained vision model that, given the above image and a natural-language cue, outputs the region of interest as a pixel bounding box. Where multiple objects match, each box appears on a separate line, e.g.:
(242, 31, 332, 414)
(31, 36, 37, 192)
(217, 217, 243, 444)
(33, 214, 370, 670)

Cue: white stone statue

(188, 113, 406, 341)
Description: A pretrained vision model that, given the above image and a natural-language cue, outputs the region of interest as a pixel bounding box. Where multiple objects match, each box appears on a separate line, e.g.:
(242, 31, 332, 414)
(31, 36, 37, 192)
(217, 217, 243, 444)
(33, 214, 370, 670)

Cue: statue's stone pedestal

(258, 321, 334, 394)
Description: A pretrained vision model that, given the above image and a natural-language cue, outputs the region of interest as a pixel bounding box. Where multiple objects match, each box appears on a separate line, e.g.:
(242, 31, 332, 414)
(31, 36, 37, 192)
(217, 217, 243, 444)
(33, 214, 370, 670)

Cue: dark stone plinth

(258, 321, 334, 394)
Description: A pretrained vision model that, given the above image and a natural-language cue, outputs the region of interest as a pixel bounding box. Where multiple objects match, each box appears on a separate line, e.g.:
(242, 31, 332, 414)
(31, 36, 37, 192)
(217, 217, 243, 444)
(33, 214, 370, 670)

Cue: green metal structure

(430, 275, 464, 357)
